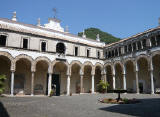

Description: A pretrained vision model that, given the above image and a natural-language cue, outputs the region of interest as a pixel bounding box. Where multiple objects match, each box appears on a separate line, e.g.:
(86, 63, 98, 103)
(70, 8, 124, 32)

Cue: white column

(67, 75, 70, 95)
(113, 74, 116, 90)
(135, 62, 139, 94)
(123, 74, 127, 90)
(148, 38, 152, 47)
(155, 36, 158, 46)
(48, 73, 52, 96)
(136, 42, 138, 50)
(80, 75, 83, 93)
(135, 71, 139, 94)
(112, 66, 116, 90)
(31, 72, 35, 96)
(140, 40, 143, 49)
(150, 70, 154, 94)
(91, 74, 95, 93)
(10, 71, 15, 96)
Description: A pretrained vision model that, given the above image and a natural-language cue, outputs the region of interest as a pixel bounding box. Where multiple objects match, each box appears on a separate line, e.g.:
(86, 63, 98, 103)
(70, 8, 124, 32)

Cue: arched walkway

(34, 60, 49, 95)
(105, 65, 113, 91)
(15, 58, 32, 95)
(83, 65, 92, 93)
(94, 66, 102, 92)
(52, 61, 68, 95)
(115, 63, 123, 89)
(125, 60, 136, 93)
(0, 55, 11, 94)
(152, 54, 160, 93)
(70, 63, 81, 94)
(137, 57, 150, 93)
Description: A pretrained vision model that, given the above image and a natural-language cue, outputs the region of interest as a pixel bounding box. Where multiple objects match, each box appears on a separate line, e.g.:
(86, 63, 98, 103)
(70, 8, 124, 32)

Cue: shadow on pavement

(0, 101, 10, 117)
(99, 98, 160, 117)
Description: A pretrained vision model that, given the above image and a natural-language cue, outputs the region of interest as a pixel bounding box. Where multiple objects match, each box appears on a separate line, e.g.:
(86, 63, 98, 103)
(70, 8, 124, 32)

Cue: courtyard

(0, 93, 160, 117)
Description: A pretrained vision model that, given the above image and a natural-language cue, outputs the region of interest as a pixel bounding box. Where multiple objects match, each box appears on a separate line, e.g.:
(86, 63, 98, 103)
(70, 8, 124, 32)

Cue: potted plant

(49, 89, 54, 97)
(97, 80, 109, 93)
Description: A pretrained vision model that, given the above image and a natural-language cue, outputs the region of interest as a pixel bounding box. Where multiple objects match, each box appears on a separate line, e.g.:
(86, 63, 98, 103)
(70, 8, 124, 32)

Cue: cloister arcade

(1, 50, 160, 96)
(0, 52, 104, 96)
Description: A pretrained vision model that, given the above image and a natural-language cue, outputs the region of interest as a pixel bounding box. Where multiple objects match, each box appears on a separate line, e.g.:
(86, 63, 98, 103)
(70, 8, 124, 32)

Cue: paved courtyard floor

(0, 93, 160, 117)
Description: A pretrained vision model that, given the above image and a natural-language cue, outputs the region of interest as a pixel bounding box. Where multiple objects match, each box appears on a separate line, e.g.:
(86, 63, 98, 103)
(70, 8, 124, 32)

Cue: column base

(10, 94, 14, 96)
(31, 94, 34, 96)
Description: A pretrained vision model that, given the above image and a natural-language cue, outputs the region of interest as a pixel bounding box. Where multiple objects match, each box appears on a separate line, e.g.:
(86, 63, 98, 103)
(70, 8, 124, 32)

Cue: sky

(0, 0, 160, 39)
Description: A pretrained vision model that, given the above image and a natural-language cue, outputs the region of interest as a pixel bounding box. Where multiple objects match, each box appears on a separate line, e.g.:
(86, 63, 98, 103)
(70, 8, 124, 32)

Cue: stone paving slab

(0, 93, 160, 117)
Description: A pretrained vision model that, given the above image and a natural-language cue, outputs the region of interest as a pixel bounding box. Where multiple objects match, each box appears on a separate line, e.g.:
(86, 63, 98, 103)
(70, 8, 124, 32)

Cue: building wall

(3, 31, 103, 59)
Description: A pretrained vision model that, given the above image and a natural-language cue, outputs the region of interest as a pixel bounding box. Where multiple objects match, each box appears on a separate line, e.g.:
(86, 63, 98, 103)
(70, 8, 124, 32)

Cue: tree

(78, 28, 120, 44)
(0, 74, 6, 95)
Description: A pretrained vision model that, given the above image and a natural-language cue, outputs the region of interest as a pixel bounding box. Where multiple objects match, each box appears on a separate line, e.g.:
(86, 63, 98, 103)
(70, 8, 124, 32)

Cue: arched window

(56, 42, 66, 54)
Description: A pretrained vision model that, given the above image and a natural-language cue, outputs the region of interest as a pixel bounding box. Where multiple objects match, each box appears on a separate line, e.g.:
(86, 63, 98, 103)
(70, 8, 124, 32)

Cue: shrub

(97, 80, 109, 93)
(49, 89, 54, 97)
(0, 74, 6, 95)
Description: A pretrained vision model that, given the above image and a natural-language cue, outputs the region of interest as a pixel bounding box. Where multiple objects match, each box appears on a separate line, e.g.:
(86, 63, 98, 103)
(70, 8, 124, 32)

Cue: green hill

(78, 28, 120, 44)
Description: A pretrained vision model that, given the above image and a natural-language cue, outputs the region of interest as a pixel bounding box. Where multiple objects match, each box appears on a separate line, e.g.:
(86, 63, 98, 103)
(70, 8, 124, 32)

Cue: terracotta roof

(0, 18, 105, 48)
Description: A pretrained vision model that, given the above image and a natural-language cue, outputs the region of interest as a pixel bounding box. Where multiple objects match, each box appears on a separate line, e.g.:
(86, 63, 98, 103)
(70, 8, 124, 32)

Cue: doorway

(52, 74, 60, 96)
(139, 82, 143, 93)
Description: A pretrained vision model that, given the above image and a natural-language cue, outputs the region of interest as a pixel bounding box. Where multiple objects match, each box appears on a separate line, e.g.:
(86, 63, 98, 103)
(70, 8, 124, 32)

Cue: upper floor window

(0, 35, 7, 46)
(97, 50, 100, 59)
(108, 51, 111, 58)
(124, 45, 127, 53)
(156, 35, 160, 45)
(87, 48, 90, 58)
(56, 42, 65, 54)
(118, 47, 121, 55)
(111, 50, 115, 57)
(23, 38, 28, 49)
(74, 46, 78, 56)
(137, 41, 141, 50)
(142, 39, 146, 48)
(41, 41, 46, 52)
(105, 51, 108, 58)
(133, 43, 136, 51)
(115, 49, 118, 56)
(128, 44, 132, 52)
(150, 37, 156, 47)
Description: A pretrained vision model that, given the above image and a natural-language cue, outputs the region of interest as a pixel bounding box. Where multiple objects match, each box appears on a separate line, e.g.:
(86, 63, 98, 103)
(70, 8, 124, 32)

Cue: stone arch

(94, 62, 103, 70)
(114, 61, 123, 69)
(70, 60, 82, 68)
(152, 52, 160, 92)
(124, 57, 135, 65)
(0, 51, 14, 70)
(0, 51, 13, 61)
(82, 61, 93, 69)
(136, 54, 150, 63)
(14, 54, 34, 71)
(151, 51, 160, 58)
(104, 63, 113, 73)
(125, 58, 136, 92)
(35, 56, 51, 67)
(114, 61, 124, 89)
(104, 63, 113, 90)
(52, 60, 70, 75)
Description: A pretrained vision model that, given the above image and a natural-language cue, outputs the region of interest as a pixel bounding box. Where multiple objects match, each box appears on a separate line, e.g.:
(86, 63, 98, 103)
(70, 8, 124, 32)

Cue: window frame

(0, 33, 8, 47)
(74, 45, 79, 56)
(21, 37, 30, 49)
(40, 40, 47, 52)
(86, 48, 91, 58)
(96, 49, 101, 59)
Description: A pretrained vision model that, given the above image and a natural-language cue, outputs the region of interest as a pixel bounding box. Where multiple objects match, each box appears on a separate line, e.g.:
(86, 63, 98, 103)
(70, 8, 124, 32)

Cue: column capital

(10, 69, 15, 72)
(67, 74, 71, 77)
(91, 73, 95, 76)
